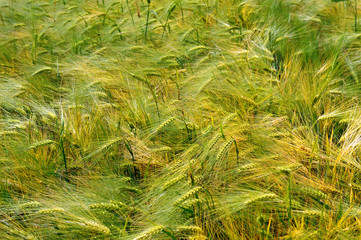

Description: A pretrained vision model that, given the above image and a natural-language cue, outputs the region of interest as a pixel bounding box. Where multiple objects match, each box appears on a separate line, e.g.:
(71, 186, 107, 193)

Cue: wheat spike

(180, 199, 202, 208)
(301, 187, 329, 200)
(160, 54, 177, 61)
(174, 187, 202, 205)
(0, 131, 20, 137)
(95, 210, 116, 219)
(134, 225, 164, 240)
(303, 210, 323, 217)
(130, 46, 145, 51)
(243, 193, 277, 206)
(238, 163, 260, 171)
(189, 235, 208, 240)
(31, 66, 52, 76)
(119, 162, 135, 169)
(148, 117, 175, 139)
(176, 225, 203, 233)
(189, 46, 210, 53)
(276, 163, 303, 174)
(198, 78, 214, 93)
(288, 163, 303, 171)
(117, 186, 142, 194)
(28, 140, 54, 150)
(109, 200, 127, 208)
(145, 72, 161, 77)
(96, 137, 123, 154)
(222, 113, 237, 125)
(238, 95, 257, 105)
(217, 62, 228, 69)
(20, 201, 42, 208)
(119, 177, 132, 183)
(143, 68, 161, 77)
(180, 28, 194, 42)
(130, 73, 148, 84)
(38, 208, 65, 214)
(216, 139, 234, 161)
(317, 111, 343, 121)
(84, 221, 111, 234)
(201, 125, 213, 135)
(290, 199, 303, 209)
(208, 133, 222, 150)
(350, 183, 361, 191)
(151, 146, 172, 153)
(197, 55, 210, 66)
(89, 203, 122, 211)
(162, 175, 185, 191)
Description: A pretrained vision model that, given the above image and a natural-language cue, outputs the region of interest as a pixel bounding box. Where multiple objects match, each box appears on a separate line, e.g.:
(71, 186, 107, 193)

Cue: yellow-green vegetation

(0, 0, 361, 239)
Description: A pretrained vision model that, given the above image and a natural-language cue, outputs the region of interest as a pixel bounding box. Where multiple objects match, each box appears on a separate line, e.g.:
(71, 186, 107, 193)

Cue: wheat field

(0, 0, 361, 239)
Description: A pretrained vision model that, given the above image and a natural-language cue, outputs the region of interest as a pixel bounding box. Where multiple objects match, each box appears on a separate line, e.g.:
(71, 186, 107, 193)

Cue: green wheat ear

(84, 221, 111, 235)
(151, 146, 172, 153)
(303, 210, 323, 217)
(176, 225, 203, 233)
(243, 193, 278, 206)
(174, 186, 202, 206)
(117, 186, 142, 194)
(180, 198, 202, 208)
(300, 187, 329, 200)
(208, 133, 222, 150)
(28, 140, 55, 150)
(20, 201, 42, 208)
(134, 225, 164, 240)
(198, 78, 214, 93)
(238, 162, 260, 171)
(216, 139, 234, 161)
(188, 46, 210, 54)
(38, 208, 66, 214)
(89, 202, 124, 211)
(162, 175, 185, 191)
(147, 117, 175, 139)
(0, 131, 21, 137)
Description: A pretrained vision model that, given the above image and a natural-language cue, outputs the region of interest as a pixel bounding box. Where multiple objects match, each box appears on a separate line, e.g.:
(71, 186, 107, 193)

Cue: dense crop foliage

(0, 0, 361, 239)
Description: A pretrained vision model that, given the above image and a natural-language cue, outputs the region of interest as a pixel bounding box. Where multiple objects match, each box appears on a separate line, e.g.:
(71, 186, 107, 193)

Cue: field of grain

(1, 0, 361, 239)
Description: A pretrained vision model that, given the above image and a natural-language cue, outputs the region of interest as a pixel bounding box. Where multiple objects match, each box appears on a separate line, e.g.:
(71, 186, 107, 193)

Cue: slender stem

(355, 0, 358, 32)
(126, 0, 135, 25)
(287, 174, 292, 226)
(162, 5, 176, 39)
(59, 126, 69, 182)
(125, 140, 138, 180)
(145, 2, 150, 41)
